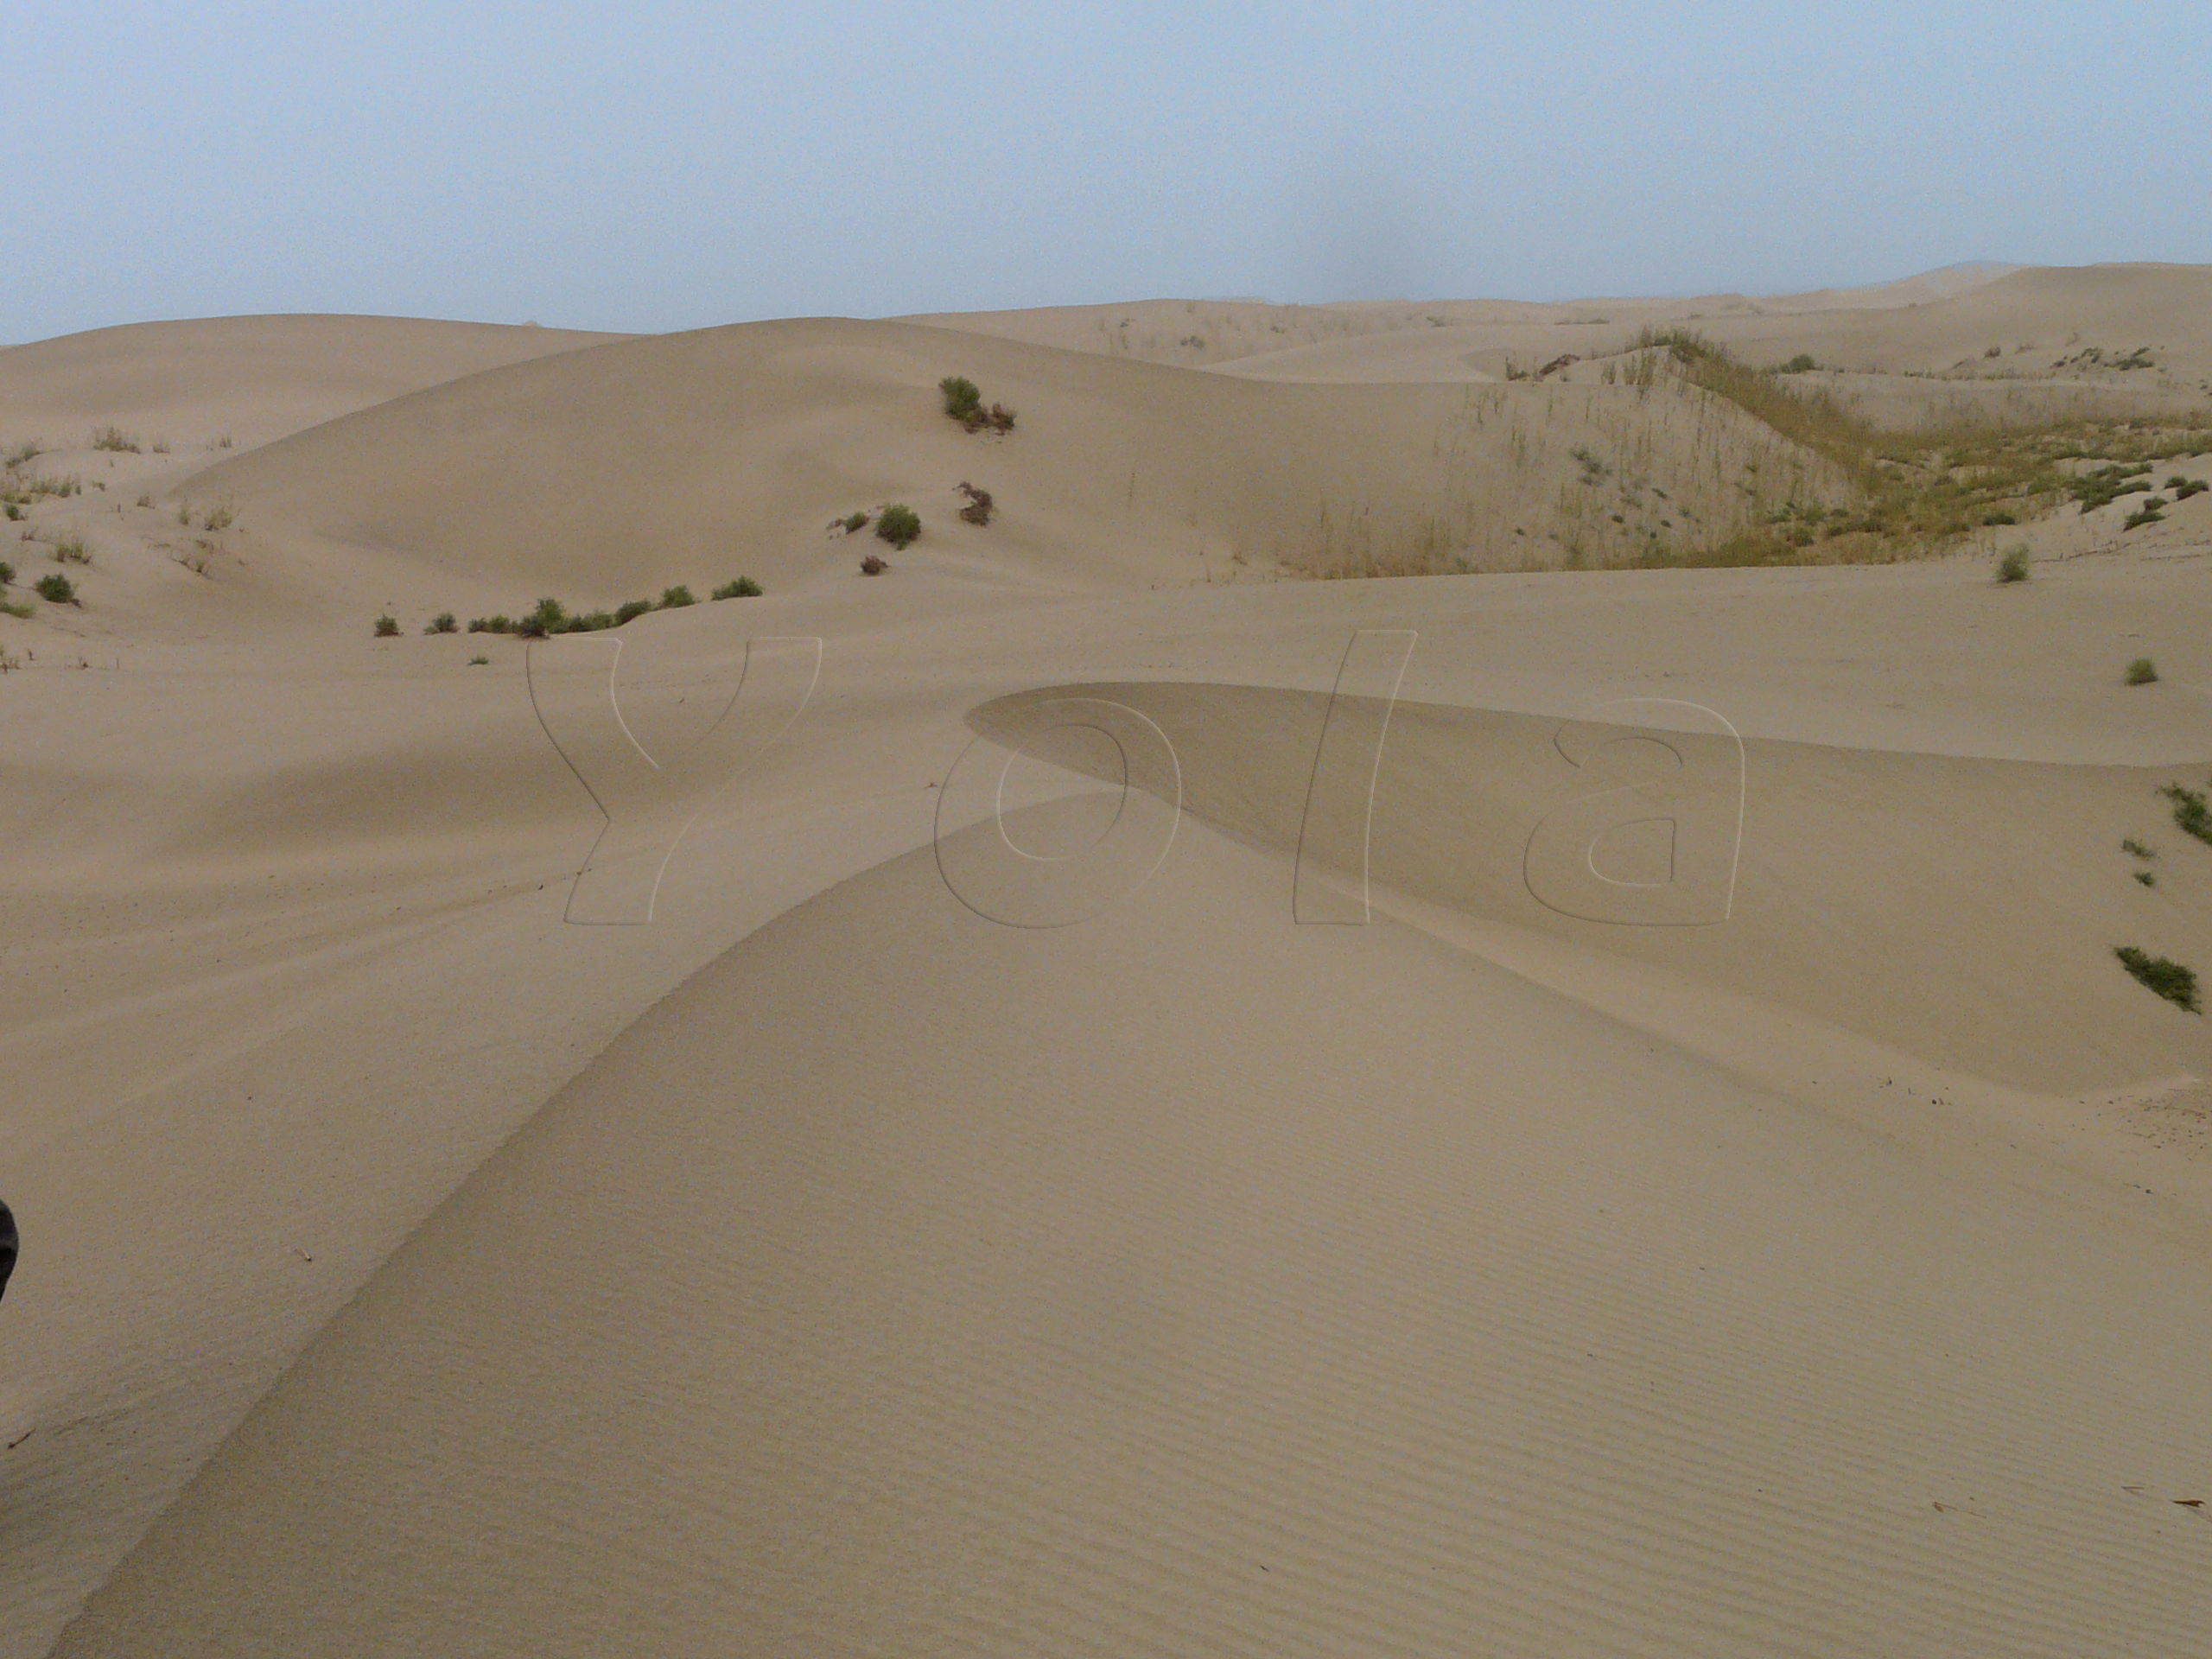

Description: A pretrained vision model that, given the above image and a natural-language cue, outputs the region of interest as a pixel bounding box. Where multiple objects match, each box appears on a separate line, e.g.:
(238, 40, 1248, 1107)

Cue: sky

(8, 1, 2209, 341)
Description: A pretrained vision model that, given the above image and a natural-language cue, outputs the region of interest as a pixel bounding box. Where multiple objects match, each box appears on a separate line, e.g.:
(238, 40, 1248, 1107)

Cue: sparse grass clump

(834, 511, 868, 534)
(875, 504, 920, 548)
(51, 533, 90, 565)
(373, 613, 401, 637)
(2172, 477, 2209, 501)
(2115, 945, 2199, 1012)
(90, 425, 140, 454)
(2135, 869, 2158, 887)
(1995, 545, 2031, 583)
(0, 597, 30, 620)
(424, 612, 458, 634)
(2126, 657, 2159, 685)
(956, 481, 995, 525)
(34, 573, 76, 605)
(468, 654, 490, 665)
(860, 553, 889, 575)
(711, 576, 762, 599)
(2159, 780, 2211, 842)
(2123, 837, 2155, 859)
(0, 559, 12, 587)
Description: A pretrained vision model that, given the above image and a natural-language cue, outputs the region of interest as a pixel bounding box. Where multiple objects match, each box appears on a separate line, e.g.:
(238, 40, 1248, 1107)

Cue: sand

(4, 266, 2212, 1656)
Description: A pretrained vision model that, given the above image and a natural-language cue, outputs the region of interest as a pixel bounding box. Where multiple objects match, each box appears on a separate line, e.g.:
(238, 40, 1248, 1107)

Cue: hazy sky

(10, 2, 2208, 340)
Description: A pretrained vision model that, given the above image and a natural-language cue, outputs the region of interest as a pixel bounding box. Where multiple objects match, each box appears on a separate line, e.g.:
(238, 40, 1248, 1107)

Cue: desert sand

(4, 265, 2212, 1656)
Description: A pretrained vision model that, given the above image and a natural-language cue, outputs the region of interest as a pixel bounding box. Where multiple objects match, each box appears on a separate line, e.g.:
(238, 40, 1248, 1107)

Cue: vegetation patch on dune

(2116, 946, 2200, 1013)
(939, 376, 1017, 434)
(448, 575, 763, 639)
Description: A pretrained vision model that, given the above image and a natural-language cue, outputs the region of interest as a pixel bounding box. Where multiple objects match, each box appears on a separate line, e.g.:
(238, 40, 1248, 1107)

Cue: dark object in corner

(0, 1199, 16, 1303)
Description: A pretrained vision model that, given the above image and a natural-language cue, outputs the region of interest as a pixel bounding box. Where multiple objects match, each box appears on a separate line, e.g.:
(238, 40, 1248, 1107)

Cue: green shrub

(2123, 838, 2155, 859)
(51, 533, 90, 564)
(2126, 657, 2159, 685)
(518, 596, 569, 638)
(837, 511, 868, 534)
(711, 576, 762, 600)
(34, 573, 75, 604)
(875, 503, 920, 548)
(615, 598, 654, 624)
(0, 597, 30, 620)
(2115, 945, 2199, 1011)
(2160, 781, 2212, 842)
(2123, 504, 2166, 531)
(1994, 545, 2031, 582)
(2135, 869, 2158, 887)
(2174, 479, 2209, 501)
(939, 376, 982, 421)
(658, 584, 696, 608)
(468, 654, 490, 665)
(0, 559, 12, 586)
(424, 612, 458, 634)
(1778, 353, 1821, 374)
(373, 613, 400, 637)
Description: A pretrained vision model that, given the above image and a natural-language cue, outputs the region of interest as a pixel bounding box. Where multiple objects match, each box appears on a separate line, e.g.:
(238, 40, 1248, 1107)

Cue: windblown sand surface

(5, 267, 2212, 1656)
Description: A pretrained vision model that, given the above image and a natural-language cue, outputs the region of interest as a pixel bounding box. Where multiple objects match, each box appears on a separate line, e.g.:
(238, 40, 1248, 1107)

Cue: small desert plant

(658, 584, 696, 608)
(468, 654, 490, 665)
(1982, 510, 2017, 525)
(836, 511, 869, 534)
(2135, 869, 2158, 887)
(51, 533, 90, 565)
(860, 553, 888, 575)
(0, 559, 12, 586)
(149, 439, 169, 454)
(1777, 353, 1821, 374)
(2173, 478, 2209, 501)
(35, 573, 76, 604)
(518, 596, 569, 638)
(2124, 503, 2166, 531)
(2126, 657, 2159, 685)
(2115, 945, 2199, 1011)
(425, 612, 458, 634)
(135, 492, 153, 508)
(373, 613, 401, 637)
(90, 425, 140, 454)
(4, 441, 42, 467)
(2123, 837, 2155, 859)
(2, 504, 19, 521)
(615, 598, 655, 623)
(939, 376, 982, 422)
(2160, 781, 2212, 843)
(201, 504, 235, 532)
(875, 504, 920, 548)
(1994, 545, 2031, 582)
(711, 576, 762, 599)
(956, 481, 995, 525)
(0, 597, 30, 620)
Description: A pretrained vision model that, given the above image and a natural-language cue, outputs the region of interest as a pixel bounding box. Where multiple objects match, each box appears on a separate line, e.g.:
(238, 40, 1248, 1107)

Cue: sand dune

(0, 315, 624, 454)
(8, 268, 2212, 1657)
